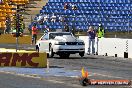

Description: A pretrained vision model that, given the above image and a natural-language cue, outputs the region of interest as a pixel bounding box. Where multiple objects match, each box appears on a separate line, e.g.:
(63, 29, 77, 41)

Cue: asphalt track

(0, 44, 132, 88)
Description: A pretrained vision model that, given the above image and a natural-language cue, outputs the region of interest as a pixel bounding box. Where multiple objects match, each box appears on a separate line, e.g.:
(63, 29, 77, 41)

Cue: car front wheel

(79, 52, 84, 57)
(49, 48, 54, 58)
(36, 46, 39, 52)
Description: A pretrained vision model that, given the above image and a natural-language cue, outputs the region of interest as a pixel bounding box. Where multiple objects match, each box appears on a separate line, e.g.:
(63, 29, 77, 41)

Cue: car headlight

(55, 42, 65, 45)
(78, 42, 85, 45)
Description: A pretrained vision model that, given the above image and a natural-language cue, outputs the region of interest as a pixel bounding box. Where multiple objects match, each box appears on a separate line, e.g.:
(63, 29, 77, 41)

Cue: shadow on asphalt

(50, 55, 98, 59)
(48, 66, 64, 68)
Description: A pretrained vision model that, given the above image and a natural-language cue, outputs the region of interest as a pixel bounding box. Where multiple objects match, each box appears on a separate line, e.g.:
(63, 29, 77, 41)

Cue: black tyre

(36, 46, 39, 52)
(79, 52, 84, 57)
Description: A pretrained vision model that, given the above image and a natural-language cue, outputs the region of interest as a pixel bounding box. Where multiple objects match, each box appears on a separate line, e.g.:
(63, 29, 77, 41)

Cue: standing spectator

(96, 24, 105, 55)
(31, 24, 38, 45)
(97, 24, 104, 38)
(87, 26, 96, 55)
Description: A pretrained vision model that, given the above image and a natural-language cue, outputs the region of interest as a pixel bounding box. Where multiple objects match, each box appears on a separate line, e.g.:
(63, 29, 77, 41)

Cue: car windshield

(49, 32, 72, 39)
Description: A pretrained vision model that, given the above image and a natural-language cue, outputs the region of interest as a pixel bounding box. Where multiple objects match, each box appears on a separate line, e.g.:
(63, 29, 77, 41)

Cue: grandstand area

(0, 0, 48, 33)
(0, 0, 132, 38)
(31, 0, 132, 31)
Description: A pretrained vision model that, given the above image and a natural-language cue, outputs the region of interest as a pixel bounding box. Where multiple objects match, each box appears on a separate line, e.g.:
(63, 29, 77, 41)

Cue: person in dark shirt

(64, 24, 69, 32)
(87, 26, 96, 55)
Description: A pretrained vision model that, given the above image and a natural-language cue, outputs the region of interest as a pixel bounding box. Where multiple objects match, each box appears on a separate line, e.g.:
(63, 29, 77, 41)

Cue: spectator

(59, 16, 63, 22)
(71, 25, 75, 36)
(45, 26, 50, 32)
(64, 3, 69, 10)
(87, 26, 96, 55)
(44, 14, 49, 22)
(31, 24, 38, 45)
(72, 3, 77, 10)
(37, 14, 44, 24)
(5, 16, 11, 34)
(19, 22, 25, 33)
(97, 24, 104, 38)
(51, 14, 56, 22)
(64, 24, 69, 32)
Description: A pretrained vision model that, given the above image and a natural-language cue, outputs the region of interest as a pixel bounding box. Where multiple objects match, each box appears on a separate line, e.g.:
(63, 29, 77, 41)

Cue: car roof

(43, 32, 71, 35)
(48, 32, 71, 33)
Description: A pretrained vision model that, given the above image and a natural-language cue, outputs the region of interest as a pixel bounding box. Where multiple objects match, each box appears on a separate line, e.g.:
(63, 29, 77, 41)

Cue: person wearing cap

(97, 24, 104, 38)
(87, 26, 96, 55)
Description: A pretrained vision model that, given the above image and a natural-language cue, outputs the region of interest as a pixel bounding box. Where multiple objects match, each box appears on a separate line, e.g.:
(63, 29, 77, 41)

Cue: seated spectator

(51, 14, 56, 22)
(64, 3, 69, 10)
(71, 26, 75, 36)
(37, 14, 44, 24)
(59, 16, 63, 22)
(44, 14, 49, 22)
(72, 3, 77, 10)
(44, 26, 50, 33)
(64, 24, 69, 32)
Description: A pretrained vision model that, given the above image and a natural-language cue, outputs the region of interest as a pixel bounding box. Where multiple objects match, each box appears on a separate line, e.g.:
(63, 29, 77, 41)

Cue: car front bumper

(53, 45, 85, 54)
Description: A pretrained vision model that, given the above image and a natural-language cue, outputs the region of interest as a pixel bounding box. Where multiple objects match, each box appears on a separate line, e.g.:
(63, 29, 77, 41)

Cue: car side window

(49, 33, 56, 39)
(41, 33, 48, 40)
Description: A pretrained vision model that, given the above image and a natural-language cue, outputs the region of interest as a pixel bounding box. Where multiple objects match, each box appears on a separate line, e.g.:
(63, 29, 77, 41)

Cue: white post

(46, 59, 49, 73)
(16, 37, 18, 52)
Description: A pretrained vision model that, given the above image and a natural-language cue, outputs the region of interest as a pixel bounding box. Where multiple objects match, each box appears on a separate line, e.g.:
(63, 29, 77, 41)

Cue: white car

(36, 32, 85, 58)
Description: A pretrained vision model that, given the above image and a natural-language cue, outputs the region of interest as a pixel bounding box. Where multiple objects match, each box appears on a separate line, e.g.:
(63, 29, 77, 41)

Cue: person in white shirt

(44, 14, 49, 22)
(37, 14, 44, 23)
(51, 14, 56, 22)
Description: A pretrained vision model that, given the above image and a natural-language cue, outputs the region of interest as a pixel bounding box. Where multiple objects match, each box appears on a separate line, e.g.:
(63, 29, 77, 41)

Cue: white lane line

(0, 71, 41, 79)
(91, 72, 124, 79)
(47, 79, 81, 88)
(0, 71, 81, 87)
(48, 80, 64, 84)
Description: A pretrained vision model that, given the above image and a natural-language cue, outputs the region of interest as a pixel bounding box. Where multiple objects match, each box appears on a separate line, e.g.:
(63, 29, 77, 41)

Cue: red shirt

(32, 26, 38, 35)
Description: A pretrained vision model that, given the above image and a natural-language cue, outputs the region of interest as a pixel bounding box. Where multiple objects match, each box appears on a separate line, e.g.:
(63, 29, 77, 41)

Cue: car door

(39, 33, 49, 53)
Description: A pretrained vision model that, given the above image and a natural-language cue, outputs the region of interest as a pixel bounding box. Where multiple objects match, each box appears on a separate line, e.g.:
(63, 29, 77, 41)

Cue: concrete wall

(79, 36, 131, 58)
(0, 34, 42, 44)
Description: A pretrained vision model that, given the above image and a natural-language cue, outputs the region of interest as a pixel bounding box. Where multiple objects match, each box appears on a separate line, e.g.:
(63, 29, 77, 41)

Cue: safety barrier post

(46, 59, 49, 73)
(124, 40, 128, 58)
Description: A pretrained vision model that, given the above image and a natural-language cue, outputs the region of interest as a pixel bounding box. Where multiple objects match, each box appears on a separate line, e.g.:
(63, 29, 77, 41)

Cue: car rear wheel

(79, 52, 84, 57)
